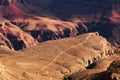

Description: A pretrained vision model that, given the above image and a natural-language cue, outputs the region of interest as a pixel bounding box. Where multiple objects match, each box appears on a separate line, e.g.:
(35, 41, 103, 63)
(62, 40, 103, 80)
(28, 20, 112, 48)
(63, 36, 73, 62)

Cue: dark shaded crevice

(86, 60, 97, 69)
(63, 28, 71, 37)
(86, 62, 97, 69)
(7, 34, 25, 50)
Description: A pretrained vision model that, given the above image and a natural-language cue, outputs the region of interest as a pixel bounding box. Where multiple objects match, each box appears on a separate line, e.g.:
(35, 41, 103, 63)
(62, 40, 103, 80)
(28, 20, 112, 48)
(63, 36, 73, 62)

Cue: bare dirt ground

(0, 33, 116, 80)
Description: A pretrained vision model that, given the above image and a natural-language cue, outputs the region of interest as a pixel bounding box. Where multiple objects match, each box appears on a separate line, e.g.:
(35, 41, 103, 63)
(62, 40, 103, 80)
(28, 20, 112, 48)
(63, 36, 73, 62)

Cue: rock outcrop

(88, 17, 120, 50)
(11, 17, 87, 42)
(0, 0, 119, 50)
(71, 55, 120, 80)
(0, 22, 37, 50)
(0, 32, 13, 50)
(106, 60, 120, 80)
(91, 60, 120, 80)
(0, 0, 88, 44)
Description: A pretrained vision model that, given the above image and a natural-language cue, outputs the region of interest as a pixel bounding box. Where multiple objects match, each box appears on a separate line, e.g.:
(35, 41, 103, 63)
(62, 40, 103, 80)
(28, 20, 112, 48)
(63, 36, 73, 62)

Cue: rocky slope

(0, 0, 88, 50)
(71, 55, 120, 80)
(0, 22, 37, 50)
(0, 17, 87, 50)
(0, 0, 119, 80)
(0, 0, 120, 50)
(0, 32, 114, 80)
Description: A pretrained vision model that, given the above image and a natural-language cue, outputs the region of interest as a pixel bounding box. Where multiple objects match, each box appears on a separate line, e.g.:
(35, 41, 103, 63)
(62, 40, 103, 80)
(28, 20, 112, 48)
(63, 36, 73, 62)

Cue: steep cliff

(0, 22, 37, 50)
(0, 0, 88, 50)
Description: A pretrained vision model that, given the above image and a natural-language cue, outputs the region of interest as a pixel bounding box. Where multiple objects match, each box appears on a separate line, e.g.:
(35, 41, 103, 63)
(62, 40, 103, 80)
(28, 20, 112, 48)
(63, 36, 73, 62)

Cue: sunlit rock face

(11, 17, 87, 42)
(0, 0, 119, 50)
(0, 0, 88, 48)
(0, 22, 37, 50)
(0, 32, 13, 50)
(0, 32, 114, 79)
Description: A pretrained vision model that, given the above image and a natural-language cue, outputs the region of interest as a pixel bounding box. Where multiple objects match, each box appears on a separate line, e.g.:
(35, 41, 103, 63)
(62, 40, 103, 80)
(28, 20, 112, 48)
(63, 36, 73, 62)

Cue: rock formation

(88, 17, 120, 49)
(0, 0, 119, 50)
(0, 32, 13, 50)
(0, 0, 119, 80)
(9, 16, 87, 42)
(71, 55, 120, 80)
(0, 0, 89, 50)
(91, 60, 120, 80)
(106, 60, 120, 80)
(0, 22, 37, 50)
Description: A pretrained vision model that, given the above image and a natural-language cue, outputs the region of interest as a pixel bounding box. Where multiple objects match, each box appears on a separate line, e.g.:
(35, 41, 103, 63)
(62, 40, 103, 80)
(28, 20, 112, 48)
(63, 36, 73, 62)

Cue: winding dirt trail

(41, 33, 92, 71)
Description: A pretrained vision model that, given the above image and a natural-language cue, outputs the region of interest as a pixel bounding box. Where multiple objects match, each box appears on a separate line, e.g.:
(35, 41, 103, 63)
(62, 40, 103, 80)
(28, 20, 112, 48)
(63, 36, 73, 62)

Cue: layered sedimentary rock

(0, 0, 88, 45)
(0, 0, 119, 50)
(11, 17, 87, 42)
(0, 22, 37, 50)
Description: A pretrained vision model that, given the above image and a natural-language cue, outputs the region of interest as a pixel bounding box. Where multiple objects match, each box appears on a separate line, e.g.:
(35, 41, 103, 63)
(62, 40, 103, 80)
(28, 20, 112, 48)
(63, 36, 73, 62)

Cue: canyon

(0, 0, 119, 80)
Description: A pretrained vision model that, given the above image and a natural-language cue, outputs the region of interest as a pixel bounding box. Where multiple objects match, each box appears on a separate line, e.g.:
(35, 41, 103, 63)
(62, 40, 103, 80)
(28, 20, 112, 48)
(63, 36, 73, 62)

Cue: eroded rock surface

(106, 60, 120, 80)
(71, 55, 120, 80)
(87, 17, 120, 50)
(0, 32, 13, 50)
(0, 0, 88, 44)
(0, 32, 114, 80)
(0, 22, 37, 50)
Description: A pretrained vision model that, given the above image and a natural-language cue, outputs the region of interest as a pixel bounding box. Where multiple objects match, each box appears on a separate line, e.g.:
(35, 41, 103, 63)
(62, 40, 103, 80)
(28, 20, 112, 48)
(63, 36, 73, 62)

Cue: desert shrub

(63, 75, 72, 80)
